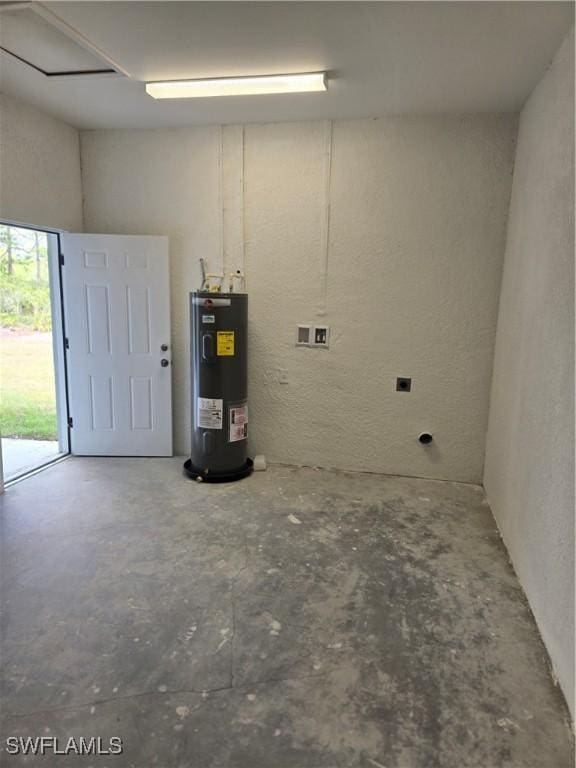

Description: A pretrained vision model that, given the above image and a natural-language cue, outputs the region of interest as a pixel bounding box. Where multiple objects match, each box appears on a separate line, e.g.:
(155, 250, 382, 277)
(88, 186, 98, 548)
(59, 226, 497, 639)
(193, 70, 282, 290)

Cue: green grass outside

(0, 331, 58, 440)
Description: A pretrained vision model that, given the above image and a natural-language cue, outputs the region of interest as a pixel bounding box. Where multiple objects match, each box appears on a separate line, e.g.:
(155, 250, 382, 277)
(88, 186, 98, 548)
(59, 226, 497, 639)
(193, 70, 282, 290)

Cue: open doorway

(0, 223, 69, 482)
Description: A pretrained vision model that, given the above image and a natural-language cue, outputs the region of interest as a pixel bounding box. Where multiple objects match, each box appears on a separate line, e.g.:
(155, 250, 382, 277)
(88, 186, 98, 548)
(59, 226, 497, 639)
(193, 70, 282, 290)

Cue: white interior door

(61, 234, 172, 456)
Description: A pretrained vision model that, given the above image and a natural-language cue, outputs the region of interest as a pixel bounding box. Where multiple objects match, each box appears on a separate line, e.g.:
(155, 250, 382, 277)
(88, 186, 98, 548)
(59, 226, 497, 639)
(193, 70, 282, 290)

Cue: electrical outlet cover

(313, 325, 330, 347)
(296, 325, 311, 345)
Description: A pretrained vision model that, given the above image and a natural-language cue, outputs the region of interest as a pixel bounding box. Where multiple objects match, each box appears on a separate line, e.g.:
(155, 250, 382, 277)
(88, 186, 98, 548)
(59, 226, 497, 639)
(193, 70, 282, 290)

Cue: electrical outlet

(396, 377, 412, 392)
(313, 325, 330, 348)
(296, 324, 330, 348)
(277, 368, 289, 385)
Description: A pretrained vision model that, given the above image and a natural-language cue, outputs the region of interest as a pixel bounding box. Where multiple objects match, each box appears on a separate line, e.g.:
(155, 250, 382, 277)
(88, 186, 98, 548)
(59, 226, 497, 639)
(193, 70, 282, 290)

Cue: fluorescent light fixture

(145, 72, 327, 99)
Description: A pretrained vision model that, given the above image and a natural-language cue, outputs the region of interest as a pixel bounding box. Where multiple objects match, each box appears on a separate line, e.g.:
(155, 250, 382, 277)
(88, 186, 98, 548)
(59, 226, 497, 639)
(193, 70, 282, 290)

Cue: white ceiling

(0, 1, 573, 129)
(0, 6, 113, 73)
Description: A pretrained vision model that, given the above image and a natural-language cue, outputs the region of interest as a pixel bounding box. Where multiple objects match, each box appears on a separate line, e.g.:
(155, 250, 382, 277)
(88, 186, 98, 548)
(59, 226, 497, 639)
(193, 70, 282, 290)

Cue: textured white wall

(484, 30, 575, 717)
(0, 94, 83, 231)
(81, 115, 517, 482)
(246, 117, 516, 481)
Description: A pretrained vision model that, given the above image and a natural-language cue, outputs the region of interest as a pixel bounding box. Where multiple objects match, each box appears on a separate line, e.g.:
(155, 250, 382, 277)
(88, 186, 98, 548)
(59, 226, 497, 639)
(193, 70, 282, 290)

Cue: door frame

(0, 218, 70, 486)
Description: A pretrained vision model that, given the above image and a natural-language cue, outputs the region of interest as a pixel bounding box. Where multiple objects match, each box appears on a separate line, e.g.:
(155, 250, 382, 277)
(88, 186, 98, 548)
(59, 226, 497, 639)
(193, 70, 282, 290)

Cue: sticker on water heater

(229, 404, 248, 442)
(197, 397, 223, 430)
(217, 331, 235, 356)
(202, 314, 215, 323)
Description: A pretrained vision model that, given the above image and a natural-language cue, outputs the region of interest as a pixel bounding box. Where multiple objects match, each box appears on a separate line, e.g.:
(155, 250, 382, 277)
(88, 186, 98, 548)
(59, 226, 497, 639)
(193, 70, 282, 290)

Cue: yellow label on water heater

(217, 331, 235, 356)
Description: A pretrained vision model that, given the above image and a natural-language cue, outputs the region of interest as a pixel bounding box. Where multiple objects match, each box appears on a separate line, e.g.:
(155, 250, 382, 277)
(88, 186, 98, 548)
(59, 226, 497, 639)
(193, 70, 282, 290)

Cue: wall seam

(78, 129, 86, 233)
(480, 114, 521, 485)
(218, 124, 225, 278)
(318, 119, 333, 317)
(241, 125, 246, 289)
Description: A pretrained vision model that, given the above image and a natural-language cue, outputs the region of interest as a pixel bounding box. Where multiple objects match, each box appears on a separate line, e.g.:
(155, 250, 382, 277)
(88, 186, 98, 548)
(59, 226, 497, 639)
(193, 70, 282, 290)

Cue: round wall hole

(419, 433, 433, 445)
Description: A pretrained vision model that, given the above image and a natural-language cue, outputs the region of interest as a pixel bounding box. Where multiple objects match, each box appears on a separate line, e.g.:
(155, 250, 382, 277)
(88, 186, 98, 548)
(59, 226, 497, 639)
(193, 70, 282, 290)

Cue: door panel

(61, 234, 172, 456)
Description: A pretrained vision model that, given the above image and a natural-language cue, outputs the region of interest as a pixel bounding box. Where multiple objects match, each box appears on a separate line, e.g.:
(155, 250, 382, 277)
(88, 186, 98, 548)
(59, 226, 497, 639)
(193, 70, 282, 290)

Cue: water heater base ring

(183, 457, 253, 483)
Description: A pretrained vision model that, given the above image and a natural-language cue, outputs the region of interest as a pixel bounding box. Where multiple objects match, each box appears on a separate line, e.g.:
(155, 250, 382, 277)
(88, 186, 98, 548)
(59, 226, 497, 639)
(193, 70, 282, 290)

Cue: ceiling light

(145, 72, 327, 99)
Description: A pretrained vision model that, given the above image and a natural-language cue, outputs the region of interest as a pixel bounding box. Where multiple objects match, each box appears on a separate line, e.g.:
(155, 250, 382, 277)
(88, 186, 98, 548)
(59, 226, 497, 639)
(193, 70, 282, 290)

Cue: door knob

(161, 359, 170, 367)
(161, 344, 168, 351)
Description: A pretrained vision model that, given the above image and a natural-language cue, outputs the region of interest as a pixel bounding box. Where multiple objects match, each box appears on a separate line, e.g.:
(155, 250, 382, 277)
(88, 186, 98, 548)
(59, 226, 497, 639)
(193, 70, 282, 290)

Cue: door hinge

(68, 417, 73, 428)
(64, 337, 69, 349)
(59, 252, 65, 266)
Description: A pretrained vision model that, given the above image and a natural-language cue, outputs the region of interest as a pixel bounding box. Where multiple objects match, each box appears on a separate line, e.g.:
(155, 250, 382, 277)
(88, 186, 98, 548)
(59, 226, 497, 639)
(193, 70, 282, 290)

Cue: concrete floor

(1, 438, 61, 481)
(0, 458, 572, 768)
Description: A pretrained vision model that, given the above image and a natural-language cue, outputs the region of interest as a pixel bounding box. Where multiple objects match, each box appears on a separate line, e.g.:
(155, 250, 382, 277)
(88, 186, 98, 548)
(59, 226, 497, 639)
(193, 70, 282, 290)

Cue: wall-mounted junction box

(396, 377, 412, 392)
(296, 325, 330, 349)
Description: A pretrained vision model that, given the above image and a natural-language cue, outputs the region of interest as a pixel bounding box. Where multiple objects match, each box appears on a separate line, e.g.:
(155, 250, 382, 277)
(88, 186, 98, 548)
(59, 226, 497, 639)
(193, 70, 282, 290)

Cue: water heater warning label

(217, 331, 235, 356)
(229, 403, 248, 442)
(197, 397, 223, 429)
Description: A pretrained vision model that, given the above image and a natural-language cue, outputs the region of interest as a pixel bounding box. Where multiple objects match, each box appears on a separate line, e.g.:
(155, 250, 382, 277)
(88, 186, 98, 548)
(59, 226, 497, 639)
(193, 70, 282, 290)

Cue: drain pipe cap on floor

(253, 455, 267, 471)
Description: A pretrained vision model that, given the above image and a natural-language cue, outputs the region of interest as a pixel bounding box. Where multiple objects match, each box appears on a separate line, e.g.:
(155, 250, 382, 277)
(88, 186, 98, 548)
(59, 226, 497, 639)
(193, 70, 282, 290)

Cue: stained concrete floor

(0, 458, 572, 768)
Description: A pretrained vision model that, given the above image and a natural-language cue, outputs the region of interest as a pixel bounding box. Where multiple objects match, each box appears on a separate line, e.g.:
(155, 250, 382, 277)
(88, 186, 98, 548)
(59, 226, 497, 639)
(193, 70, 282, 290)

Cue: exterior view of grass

(0, 331, 58, 440)
(0, 226, 58, 441)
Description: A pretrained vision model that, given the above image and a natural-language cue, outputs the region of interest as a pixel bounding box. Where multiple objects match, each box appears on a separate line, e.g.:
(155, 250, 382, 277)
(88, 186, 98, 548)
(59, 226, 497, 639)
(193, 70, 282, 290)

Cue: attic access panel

(0, 5, 117, 77)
